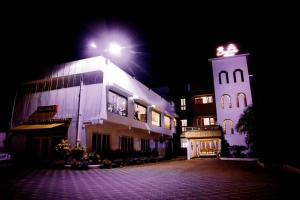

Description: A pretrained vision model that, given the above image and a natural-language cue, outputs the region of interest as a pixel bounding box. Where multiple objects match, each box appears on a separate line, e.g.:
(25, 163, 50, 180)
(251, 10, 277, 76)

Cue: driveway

(1, 159, 298, 199)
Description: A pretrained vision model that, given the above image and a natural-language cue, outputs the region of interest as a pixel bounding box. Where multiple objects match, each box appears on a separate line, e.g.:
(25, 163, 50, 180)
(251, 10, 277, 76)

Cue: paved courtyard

(1, 159, 298, 199)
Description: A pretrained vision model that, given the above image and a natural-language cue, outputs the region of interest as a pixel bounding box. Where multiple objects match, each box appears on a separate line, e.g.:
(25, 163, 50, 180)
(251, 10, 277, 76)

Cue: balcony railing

(181, 125, 222, 139)
(185, 125, 220, 131)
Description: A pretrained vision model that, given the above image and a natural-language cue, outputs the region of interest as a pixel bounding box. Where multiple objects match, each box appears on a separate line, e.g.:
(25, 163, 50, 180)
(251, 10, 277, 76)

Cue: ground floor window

(92, 133, 110, 155)
(141, 139, 150, 152)
(120, 136, 134, 152)
(181, 139, 187, 148)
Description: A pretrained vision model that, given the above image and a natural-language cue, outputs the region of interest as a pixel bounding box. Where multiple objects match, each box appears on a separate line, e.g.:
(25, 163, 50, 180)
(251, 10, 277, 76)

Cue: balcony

(185, 125, 220, 131)
(181, 125, 221, 139)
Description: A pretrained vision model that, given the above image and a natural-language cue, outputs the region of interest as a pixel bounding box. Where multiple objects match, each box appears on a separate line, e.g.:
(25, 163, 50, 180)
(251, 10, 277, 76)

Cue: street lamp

(107, 42, 122, 57)
(89, 41, 124, 58)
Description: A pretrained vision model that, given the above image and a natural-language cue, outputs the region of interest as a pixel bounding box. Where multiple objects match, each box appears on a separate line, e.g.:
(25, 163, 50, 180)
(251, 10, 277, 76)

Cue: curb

(256, 161, 300, 175)
(257, 160, 265, 168)
(220, 157, 258, 161)
(283, 164, 300, 175)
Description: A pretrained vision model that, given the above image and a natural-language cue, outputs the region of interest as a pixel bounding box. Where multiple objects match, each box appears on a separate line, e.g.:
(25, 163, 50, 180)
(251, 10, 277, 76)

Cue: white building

(9, 56, 176, 159)
(210, 53, 252, 146)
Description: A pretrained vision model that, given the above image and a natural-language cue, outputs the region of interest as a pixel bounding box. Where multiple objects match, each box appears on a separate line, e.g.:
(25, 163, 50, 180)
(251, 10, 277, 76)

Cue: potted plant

(84, 151, 101, 168)
(54, 139, 71, 168)
(70, 144, 88, 170)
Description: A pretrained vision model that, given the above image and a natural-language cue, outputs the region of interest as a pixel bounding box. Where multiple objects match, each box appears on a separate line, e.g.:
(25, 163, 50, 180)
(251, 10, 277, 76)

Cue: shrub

(71, 144, 86, 161)
(230, 145, 248, 158)
(84, 152, 101, 164)
(151, 149, 159, 157)
(55, 139, 71, 161)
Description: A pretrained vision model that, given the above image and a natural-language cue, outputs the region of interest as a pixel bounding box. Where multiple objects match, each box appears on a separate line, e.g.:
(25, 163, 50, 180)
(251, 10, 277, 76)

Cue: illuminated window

(195, 96, 213, 104)
(233, 69, 244, 83)
(164, 115, 172, 129)
(134, 102, 147, 122)
(141, 139, 150, 152)
(107, 90, 127, 116)
(181, 139, 187, 148)
(221, 94, 232, 109)
(180, 98, 186, 110)
(223, 119, 234, 134)
(197, 117, 215, 126)
(237, 92, 247, 108)
(181, 119, 187, 132)
(219, 71, 229, 84)
(152, 110, 161, 127)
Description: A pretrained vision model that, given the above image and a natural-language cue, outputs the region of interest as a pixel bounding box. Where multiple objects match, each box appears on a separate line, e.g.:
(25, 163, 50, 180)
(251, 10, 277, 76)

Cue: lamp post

(74, 41, 126, 147)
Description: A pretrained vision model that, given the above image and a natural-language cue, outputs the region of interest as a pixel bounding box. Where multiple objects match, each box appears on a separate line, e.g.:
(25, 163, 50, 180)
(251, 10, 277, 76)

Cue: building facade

(176, 52, 253, 159)
(210, 54, 252, 146)
(8, 56, 176, 159)
(171, 84, 222, 159)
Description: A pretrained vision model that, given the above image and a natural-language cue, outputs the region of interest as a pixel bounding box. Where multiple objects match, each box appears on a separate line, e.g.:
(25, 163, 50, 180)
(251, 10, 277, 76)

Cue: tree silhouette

(236, 105, 258, 157)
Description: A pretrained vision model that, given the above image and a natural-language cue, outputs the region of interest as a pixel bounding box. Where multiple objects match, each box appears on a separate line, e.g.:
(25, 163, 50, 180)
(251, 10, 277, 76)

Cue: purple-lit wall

(211, 54, 252, 146)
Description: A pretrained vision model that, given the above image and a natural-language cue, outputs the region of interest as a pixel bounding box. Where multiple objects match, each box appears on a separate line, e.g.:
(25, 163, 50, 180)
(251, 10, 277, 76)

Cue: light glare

(90, 42, 97, 48)
(108, 42, 122, 57)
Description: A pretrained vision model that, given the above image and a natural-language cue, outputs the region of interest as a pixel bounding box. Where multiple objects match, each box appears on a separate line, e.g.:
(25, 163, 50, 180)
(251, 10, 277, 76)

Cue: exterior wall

(190, 93, 217, 126)
(85, 122, 167, 156)
(211, 54, 252, 146)
(13, 82, 103, 147)
(190, 94, 216, 115)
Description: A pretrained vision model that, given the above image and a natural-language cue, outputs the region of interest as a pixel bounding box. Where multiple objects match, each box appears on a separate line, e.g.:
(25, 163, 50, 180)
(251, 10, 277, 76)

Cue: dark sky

(0, 2, 298, 131)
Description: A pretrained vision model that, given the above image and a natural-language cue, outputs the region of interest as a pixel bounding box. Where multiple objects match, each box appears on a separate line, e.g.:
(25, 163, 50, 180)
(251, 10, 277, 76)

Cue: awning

(10, 123, 65, 131)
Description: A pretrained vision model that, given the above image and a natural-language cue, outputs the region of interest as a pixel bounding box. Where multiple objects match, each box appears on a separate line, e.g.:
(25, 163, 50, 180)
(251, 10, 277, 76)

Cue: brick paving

(1, 159, 298, 199)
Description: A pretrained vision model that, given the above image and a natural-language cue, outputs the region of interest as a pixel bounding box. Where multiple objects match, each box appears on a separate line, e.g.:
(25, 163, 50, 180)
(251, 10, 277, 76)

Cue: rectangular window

(120, 136, 134, 152)
(180, 98, 186, 110)
(92, 133, 110, 155)
(181, 119, 187, 132)
(152, 110, 161, 126)
(164, 115, 172, 129)
(107, 90, 128, 116)
(197, 117, 215, 126)
(134, 102, 147, 122)
(195, 96, 213, 104)
(141, 139, 150, 152)
(181, 139, 187, 148)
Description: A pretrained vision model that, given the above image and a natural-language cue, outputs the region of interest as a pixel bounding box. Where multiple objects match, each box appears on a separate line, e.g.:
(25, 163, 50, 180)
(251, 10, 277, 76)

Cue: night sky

(0, 2, 298, 135)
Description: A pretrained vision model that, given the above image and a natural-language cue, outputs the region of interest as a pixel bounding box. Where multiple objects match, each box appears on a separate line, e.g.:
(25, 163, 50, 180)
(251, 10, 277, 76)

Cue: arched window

(219, 71, 229, 84)
(221, 94, 232, 109)
(223, 119, 234, 134)
(236, 92, 247, 108)
(233, 69, 244, 83)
